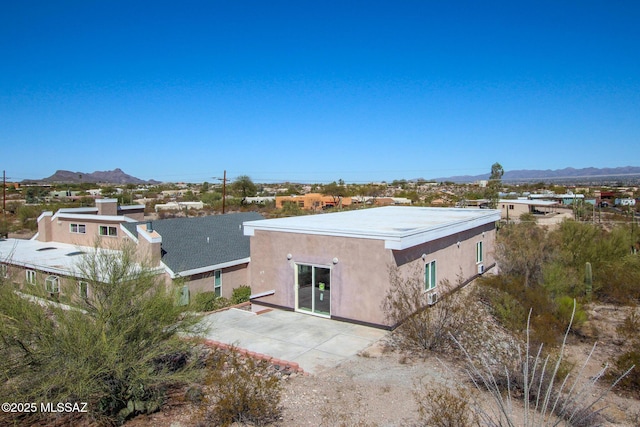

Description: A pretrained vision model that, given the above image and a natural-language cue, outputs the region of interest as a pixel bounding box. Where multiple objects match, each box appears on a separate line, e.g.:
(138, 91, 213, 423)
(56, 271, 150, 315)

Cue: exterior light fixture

(421, 253, 427, 261)
(332, 257, 339, 264)
(287, 253, 292, 260)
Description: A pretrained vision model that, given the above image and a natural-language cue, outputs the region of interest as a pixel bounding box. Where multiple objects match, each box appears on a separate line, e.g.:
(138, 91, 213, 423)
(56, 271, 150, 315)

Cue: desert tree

(487, 162, 504, 209)
(231, 175, 257, 203)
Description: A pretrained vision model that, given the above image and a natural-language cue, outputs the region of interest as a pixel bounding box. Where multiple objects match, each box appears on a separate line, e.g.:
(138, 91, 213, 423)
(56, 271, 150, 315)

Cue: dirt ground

(125, 301, 640, 427)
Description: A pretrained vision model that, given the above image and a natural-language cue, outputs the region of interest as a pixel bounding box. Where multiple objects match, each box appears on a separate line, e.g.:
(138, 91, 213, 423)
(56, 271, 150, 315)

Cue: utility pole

(222, 170, 226, 214)
(214, 171, 228, 214)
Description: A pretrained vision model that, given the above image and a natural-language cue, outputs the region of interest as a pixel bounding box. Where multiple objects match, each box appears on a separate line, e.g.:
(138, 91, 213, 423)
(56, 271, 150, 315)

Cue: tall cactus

(584, 262, 593, 300)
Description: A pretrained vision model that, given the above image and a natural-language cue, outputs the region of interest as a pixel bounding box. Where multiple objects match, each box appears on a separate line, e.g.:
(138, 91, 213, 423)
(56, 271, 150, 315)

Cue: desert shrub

(199, 348, 282, 426)
(231, 285, 251, 305)
(616, 309, 640, 339)
(414, 381, 479, 427)
(480, 274, 590, 347)
(597, 254, 640, 304)
(193, 291, 230, 312)
(494, 221, 555, 288)
(610, 350, 640, 397)
(382, 267, 478, 353)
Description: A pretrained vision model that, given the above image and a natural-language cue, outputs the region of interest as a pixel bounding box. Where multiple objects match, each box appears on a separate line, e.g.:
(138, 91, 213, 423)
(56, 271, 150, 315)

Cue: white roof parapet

(243, 206, 500, 251)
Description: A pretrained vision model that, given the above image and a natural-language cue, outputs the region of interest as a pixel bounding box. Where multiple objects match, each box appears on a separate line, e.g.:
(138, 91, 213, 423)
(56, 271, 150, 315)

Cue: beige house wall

(185, 263, 249, 300)
(500, 202, 530, 220)
(248, 222, 496, 328)
(43, 216, 129, 247)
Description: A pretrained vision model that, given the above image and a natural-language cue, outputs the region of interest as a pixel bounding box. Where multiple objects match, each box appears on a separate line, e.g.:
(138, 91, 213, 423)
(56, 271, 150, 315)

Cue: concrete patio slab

(201, 308, 388, 374)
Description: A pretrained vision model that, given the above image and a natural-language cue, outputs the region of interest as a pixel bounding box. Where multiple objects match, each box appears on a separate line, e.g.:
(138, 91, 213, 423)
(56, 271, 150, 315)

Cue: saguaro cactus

(584, 262, 593, 300)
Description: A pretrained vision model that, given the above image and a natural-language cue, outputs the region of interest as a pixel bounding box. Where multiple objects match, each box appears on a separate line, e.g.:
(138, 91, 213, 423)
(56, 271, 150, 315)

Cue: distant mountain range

(25, 169, 160, 185)
(431, 166, 640, 184)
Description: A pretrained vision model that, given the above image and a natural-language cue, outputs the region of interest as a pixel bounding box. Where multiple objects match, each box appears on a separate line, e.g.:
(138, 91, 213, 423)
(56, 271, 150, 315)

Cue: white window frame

(99, 225, 118, 237)
(0, 264, 7, 279)
(78, 280, 89, 298)
(45, 275, 60, 294)
(424, 260, 437, 291)
(70, 223, 86, 234)
(476, 241, 484, 264)
(214, 269, 222, 297)
(26, 270, 36, 285)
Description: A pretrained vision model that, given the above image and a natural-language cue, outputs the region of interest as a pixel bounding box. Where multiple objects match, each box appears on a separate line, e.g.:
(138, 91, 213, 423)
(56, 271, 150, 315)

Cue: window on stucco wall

(214, 270, 222, 297)
(424, 260, 436, 291)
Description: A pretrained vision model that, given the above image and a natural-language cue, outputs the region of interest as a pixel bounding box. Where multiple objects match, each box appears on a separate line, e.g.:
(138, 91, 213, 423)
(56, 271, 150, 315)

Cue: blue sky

(2, 1, 639, 184)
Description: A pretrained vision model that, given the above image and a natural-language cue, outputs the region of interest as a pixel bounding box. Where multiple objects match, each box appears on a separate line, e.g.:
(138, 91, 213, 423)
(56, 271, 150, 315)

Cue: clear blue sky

(2, 1, 639, 184)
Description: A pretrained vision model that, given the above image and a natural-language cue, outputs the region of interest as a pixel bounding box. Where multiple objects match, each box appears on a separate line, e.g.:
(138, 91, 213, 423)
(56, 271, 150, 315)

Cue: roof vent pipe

(146, 221, 153, 232)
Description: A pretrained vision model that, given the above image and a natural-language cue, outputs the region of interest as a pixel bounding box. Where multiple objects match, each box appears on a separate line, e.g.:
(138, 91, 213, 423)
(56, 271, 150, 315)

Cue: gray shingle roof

(124, 212, 263, 275)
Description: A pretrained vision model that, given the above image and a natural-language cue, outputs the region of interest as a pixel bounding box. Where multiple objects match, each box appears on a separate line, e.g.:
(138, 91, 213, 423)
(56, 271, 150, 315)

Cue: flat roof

(0, 238, 153, 281)
(0, 238, 98, 277)
(243, 206, 500, 250)
(499, 199, 558, 206)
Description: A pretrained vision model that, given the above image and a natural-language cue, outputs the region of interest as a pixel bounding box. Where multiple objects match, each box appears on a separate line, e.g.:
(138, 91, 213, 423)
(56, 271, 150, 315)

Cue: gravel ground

(121, 302, 640, 427)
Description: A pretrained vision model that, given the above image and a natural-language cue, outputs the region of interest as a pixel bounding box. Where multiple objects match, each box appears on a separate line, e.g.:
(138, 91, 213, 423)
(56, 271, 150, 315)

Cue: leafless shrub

(198, 348, 283, 427)
(382, 266, 480, 354)
(414, 380, 480, 427)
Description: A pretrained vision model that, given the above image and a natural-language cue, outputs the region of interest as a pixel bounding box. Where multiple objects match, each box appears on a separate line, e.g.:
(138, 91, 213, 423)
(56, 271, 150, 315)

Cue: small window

(70, 223, 86, 234)
(214, 270, 222, 297)
(476, 241, 484, 264)
(78, 281, 89, 298)
(99, 226, 118, 237)
(26, 270, 36, 285)
(424, 260, 436, 291)
(0, 264, 8, 279)
(45, 275, 60, 294)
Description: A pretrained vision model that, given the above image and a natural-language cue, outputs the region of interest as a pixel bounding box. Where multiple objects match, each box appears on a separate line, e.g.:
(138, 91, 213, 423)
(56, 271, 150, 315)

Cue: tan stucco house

(243, 206, 500, 329)
(0, 199, 262, 303)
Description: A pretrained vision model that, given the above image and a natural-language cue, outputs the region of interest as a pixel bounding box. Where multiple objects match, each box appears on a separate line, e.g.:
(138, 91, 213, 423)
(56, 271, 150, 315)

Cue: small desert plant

(456, 301, 635, 426)
(193, 291, 230, 312)
(199, 348, 283, 426)
(231, 285, 251, 305)
(414, 380, 480, 427)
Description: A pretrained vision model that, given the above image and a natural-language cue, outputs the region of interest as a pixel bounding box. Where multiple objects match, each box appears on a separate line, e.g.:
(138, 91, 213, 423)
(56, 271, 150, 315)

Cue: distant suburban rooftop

(500, 199, 558, 206)
(243, 206, 500, 250)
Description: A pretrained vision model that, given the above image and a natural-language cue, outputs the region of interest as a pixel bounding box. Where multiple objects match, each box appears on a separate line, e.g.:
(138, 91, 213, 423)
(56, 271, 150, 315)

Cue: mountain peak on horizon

(27, 169, 160, 185)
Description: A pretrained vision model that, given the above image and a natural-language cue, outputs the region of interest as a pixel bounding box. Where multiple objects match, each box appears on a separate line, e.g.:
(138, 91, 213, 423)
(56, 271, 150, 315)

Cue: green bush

(193, 291, 230, 312)
(231, 285, 251, 305)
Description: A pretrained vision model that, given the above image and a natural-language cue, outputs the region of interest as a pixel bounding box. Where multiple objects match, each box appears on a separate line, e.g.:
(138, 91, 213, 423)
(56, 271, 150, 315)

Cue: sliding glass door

(296, 264, 330, 316)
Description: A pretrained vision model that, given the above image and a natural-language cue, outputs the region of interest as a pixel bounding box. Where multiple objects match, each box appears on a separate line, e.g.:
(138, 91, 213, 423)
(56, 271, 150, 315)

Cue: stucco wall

(248, 222, 496, 328)
(187, 263, 249, 300)
(45, 217, 128, 247)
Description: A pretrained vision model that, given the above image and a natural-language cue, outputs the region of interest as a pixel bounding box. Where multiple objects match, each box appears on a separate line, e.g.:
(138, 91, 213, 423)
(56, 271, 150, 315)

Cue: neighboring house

(1, 198, 262, 304)
(243, 206, 500, 328)
(529, 193, 585, 205)
(35, 198, 145, 246)
(275, 193, 353, 210)
(122, 212, 263, 301)
(154, 201, 204, 211)
(499, 199, 558, 220)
